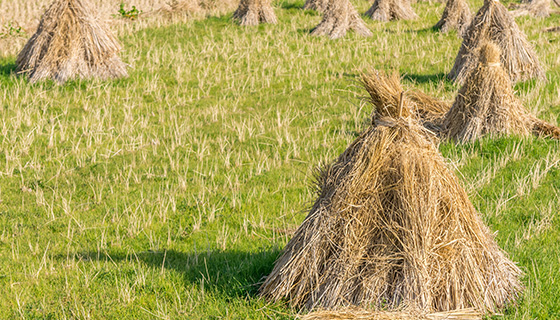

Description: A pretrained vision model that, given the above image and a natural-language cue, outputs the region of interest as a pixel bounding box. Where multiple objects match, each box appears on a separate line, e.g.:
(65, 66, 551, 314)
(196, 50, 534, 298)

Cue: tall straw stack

(260, 70, 523, 314)
(448, 0, 544, 84)
(434, 0, 472, 35)
(365, 0, 418, 21)
(16, 0, 128, 84)
(445, 42, 560, 141)
(311, 0, 372, 39)
(233, 0, 277, 26)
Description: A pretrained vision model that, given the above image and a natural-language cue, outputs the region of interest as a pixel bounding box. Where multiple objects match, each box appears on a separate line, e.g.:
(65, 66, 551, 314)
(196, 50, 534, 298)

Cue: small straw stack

(445, 42, 560, 141)
(16, 0, 128, 84)
(448, 0, 545, 84)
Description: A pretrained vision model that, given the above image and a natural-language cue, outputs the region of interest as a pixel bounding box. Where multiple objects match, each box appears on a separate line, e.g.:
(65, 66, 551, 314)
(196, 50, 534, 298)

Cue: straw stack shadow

(16, 0, 128, 84)
(448, 0, 545, 84)
(259, 70, 523, 315)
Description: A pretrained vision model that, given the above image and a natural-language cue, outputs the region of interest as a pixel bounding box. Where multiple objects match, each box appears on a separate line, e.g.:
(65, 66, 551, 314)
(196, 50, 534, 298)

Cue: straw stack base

(233, 0, 277, 26)
(365, 0, 418, 21)
(311, 0, 372, 39)
(299, 308, 481, 320)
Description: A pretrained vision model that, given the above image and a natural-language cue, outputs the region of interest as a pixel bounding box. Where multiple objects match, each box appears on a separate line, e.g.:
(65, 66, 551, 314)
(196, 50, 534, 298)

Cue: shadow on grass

(0, 62, 17, 77)
(403, 26, 439, 34)
(403, 72, 447, 85)
(297, 27, 316, 35)
(66, 248, 282, 299)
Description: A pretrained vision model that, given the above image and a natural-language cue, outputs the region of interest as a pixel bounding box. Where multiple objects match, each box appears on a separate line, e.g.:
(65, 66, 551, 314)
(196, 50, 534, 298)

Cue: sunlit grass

(0, 0, 559, 318)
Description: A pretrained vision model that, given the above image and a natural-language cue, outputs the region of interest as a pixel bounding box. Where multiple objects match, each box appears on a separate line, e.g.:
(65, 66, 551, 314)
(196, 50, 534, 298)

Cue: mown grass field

(0, 0, 560, 318)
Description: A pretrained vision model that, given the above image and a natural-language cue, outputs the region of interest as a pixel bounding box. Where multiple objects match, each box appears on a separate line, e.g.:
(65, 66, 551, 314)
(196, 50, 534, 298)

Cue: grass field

(1, 0, 560, 318)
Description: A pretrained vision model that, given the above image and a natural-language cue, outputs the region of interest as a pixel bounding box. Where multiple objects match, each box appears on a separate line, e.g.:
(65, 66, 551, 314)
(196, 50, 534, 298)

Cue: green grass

(1, 0, 560, 318)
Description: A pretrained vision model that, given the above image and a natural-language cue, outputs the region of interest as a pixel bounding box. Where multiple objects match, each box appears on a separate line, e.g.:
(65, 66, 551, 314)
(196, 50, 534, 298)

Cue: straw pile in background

(304, 0, 330, 12)
(365, 0, 418, 21)
(311, 0, 372, 39)
(448, 0, 545, 84)
(434, 0, 472, 35)
(445, 42, 560, 141)
(158, 0, 202, 19)
(510, 0, 551, 18)
(259, 69, 522, 314)
(233, 0, 277, 26)
(16, 0, 128, 84)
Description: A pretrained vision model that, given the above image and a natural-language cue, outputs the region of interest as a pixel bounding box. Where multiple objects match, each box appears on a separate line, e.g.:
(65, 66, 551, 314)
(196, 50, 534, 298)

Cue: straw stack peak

(361, 71, 412, 119)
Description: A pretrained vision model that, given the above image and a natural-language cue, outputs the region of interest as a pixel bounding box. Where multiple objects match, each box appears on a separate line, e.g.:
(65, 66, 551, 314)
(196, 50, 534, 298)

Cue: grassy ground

(0, 0, 560, 318)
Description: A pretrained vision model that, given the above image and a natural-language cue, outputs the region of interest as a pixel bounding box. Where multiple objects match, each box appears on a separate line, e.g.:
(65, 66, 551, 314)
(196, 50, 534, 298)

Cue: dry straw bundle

(16, 0, 128, 84)
(405, 88, 449, 129)
(510, 0, 552, 18)
(445, 42, 560, 141)
(365, 0, 418, 21)
(311, 0, 372, 39)
(259, 70, 522, 314)
(233, 0, 277, 26)
(434, 0, 472, 35)
(448, 0, 544, 84)
(304, 0, 330, 12)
